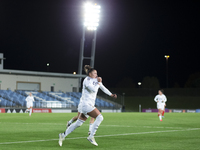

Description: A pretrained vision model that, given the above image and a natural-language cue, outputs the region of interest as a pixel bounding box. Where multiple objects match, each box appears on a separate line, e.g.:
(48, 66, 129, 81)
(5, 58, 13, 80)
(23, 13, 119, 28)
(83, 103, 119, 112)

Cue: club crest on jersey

(93, 81, 99, 85)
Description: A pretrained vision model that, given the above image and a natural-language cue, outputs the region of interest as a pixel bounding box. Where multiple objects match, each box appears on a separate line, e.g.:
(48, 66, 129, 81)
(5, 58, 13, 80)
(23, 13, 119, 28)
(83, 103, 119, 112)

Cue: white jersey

(81, 76, 112, 106)
(154, 94, 167, 104)
(26, 96, 35, 104)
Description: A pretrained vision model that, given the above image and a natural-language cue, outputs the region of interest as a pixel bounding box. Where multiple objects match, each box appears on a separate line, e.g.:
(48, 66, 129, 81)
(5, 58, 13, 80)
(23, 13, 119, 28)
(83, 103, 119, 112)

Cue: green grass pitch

(0, 113, 200, 150)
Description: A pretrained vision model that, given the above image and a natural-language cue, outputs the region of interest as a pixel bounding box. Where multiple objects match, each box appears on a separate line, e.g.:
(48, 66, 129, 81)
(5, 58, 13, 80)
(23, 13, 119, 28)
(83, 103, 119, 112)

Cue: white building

(0, 53, 85, 92)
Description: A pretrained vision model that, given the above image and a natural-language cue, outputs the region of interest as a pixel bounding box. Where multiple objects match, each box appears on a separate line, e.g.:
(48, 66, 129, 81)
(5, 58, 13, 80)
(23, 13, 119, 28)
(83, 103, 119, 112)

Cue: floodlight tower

(78, 2, 101, 88)
(164, 55, 170, 88)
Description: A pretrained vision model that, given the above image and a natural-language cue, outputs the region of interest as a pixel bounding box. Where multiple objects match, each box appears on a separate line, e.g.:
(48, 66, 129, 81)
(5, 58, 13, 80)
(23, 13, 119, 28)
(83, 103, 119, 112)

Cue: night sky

(0, 0, 199, 88)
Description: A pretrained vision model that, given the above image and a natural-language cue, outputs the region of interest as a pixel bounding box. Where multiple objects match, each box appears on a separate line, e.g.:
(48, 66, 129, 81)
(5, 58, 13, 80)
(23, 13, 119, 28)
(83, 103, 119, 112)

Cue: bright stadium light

(164, 55, 170, 88)
(84, 3, 101, 30)
(164, 55, 170, 58)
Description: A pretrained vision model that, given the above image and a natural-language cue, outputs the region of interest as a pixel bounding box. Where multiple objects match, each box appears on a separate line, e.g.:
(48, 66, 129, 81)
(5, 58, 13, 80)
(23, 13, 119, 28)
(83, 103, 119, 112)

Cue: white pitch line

(0, 128, 199, 145)
(0, 122, 199, 130)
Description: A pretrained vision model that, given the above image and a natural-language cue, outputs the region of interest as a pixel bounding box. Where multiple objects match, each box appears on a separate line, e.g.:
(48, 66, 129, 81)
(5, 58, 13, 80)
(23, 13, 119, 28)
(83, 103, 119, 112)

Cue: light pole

(164, 55, 170, 88)
(78, 2, 101, 89)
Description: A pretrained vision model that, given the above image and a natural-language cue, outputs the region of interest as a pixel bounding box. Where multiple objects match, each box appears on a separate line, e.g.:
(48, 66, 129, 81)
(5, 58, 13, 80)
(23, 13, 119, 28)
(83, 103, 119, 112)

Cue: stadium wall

(0, 74, 78, 92)
(0, 108, 122, 113)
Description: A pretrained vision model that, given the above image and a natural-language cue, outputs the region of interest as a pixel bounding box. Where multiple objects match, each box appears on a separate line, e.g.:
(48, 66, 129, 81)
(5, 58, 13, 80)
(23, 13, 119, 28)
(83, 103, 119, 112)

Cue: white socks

(68, 118, 74, 125)
(89, 114, 103, 138)
(29, 108, 32, 116)
(63, 119, 85, 137)
(159, 115, 162, 120)
(89, 123, 93, 132)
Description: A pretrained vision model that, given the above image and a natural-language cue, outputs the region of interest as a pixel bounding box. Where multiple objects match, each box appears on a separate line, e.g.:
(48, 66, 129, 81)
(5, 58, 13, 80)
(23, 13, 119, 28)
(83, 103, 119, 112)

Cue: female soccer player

(25, 92, 35, 116)
(154, 89, 167, 121)
(59, 65, 117, 146)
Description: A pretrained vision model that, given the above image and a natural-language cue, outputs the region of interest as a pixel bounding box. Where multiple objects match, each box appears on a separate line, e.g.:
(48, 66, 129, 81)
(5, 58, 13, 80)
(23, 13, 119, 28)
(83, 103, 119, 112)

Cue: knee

(76, 119, 84, 127)
(97, 114, 104, 122)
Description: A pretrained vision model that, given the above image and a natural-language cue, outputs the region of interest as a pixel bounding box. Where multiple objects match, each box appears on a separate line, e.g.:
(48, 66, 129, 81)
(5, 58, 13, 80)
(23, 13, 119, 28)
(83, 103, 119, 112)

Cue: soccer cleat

(66, 121, 71, 129)
(162, 116, 165, 118)
(160, 120, 163, 121)
(58, 133, 65, 146)
(87, 136, 98, 146)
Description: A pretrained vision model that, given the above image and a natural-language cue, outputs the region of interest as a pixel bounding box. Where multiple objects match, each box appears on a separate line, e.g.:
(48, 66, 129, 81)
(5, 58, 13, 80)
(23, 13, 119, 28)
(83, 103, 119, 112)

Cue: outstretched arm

(99, 83, 117, 98)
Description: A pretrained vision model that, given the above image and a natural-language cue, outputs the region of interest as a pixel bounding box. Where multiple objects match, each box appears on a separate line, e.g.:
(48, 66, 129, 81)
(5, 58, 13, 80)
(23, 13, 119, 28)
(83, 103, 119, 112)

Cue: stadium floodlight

(73, 72, 76, 75)
(78, 3, 101, 90)
(138, 82, 142, 86)
(47, 63, 49, 66)
(164, 55, 170, 88)
(84, 3, 101, 30)
(164, 55, 170, 58)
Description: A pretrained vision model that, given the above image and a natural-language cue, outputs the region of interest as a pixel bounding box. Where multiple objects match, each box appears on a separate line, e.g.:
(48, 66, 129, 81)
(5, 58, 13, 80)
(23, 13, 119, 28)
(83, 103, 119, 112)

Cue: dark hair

(84, 65, 96, 76)
(159, 89, 164, 94)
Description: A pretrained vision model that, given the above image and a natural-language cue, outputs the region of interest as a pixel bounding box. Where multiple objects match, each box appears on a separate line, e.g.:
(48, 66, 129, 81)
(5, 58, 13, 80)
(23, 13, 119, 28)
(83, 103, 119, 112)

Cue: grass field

(0, 113, 200, 150)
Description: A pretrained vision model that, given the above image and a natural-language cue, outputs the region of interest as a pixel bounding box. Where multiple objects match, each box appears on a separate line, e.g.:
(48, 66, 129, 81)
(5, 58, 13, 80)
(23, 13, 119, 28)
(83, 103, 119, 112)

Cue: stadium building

(0, 53, 121, 113)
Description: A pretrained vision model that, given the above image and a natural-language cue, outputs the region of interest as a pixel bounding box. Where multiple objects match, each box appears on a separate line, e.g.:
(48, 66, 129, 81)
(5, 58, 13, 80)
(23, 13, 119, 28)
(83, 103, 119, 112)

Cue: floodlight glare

(84, 2, 101, 30)
(164, 55, 170, 58)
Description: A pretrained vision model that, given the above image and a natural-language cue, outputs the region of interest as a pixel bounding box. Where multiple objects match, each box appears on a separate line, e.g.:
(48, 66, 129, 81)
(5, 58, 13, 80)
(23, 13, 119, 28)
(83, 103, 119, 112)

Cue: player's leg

(26, 103, 30, 113)
(29, 106, 32, 116)
(66, 112, 80, 128)
(158, 109, 163, 121)
(59, 113, 87, 146)
(162, 105, 165, 117)
(87, 108, 103, 146)
(88, 117, 95, 135)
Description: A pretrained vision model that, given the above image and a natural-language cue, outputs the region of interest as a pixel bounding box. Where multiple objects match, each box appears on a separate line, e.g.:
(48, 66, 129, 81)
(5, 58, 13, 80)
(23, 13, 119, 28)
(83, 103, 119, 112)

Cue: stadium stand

(0, 90, 115, 108)
(0, 90, 26, 107)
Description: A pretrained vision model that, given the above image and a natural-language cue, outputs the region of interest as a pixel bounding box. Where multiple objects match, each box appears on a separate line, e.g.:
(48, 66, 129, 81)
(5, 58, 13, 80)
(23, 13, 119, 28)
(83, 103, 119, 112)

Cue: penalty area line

(0, 128, 199, 145)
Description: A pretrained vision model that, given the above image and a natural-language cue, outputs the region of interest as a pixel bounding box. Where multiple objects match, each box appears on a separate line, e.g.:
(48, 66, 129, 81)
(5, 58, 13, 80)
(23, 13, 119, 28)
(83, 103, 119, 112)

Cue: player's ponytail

(84, 65, 95, 76)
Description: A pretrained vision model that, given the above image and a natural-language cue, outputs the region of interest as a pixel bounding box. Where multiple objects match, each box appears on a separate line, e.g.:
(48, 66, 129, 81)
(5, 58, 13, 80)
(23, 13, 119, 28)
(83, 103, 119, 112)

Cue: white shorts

(81, 103, 96, 118)
(157, 104, 165, 110)
(27, 103, 33, 108)
(77, 103, 82, 113)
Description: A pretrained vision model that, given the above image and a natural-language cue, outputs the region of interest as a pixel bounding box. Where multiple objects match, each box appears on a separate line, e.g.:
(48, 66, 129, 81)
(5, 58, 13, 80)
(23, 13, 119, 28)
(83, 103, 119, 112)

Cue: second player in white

(154, 89, 167, 121)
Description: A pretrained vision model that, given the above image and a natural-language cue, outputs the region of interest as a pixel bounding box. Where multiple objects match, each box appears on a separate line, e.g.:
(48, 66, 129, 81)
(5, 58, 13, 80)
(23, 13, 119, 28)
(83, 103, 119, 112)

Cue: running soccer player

(154, 89, 167, 121)
(25, 92, 35, 116)
(59, 65, 117, 146)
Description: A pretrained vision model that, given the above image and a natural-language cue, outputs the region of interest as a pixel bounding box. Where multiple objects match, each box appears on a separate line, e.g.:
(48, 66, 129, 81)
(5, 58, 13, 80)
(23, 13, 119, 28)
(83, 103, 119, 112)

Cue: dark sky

(0, 0, 199, 88)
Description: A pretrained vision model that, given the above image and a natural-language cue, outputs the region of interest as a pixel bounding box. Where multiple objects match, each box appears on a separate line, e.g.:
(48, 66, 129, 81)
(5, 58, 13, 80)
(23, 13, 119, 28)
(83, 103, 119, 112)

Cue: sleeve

(154, 95, 158, 102)
(164, 95, 167, 102)
(99, 83, 112, 96)
(25, 97, 28, 102)
(32, 97, 35, 102)
(84, 78, 100, 93)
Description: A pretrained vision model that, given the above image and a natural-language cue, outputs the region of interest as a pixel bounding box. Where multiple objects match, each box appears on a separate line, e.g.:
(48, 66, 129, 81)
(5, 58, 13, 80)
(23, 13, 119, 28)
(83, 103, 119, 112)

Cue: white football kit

(154, 94, 167, 110)
(80, 76, 112, 117)
(26, 96, 35, 108)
